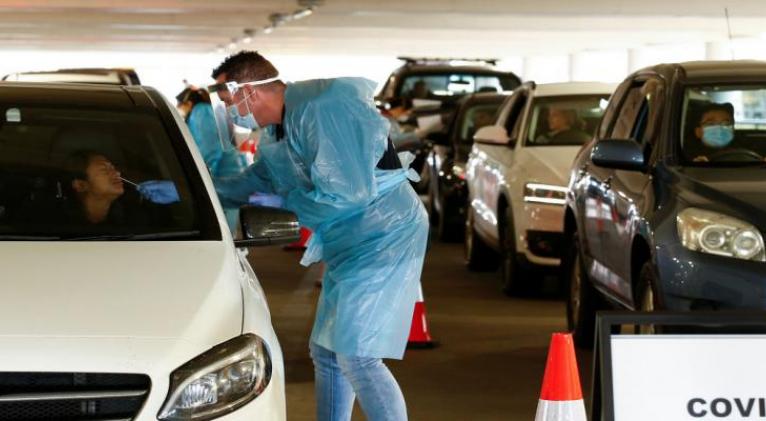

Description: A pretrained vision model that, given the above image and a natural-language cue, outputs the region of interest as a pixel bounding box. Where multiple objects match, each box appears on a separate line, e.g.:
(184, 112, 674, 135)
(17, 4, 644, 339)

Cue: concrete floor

(248, 241, 593, 420)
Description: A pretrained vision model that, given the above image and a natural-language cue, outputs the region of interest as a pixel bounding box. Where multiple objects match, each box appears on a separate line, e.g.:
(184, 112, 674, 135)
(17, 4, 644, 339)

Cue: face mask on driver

(227, 105, 260, 130)
(701, 125, 734, 148)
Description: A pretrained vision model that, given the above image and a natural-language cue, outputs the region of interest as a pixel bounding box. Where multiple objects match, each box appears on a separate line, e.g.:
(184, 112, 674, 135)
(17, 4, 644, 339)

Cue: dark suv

(564, 61, 766, 346)
(378, 57, 520, 193)
(3, 68, 141, 85)
(376, 57, 520, 110)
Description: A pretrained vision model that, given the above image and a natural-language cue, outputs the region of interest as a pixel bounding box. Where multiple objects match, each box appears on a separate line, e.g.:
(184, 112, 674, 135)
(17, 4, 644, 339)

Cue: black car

(564, 61, 766, 347)
(426, 92, 507, 241)
(376, 57, 520, 109)
(3, 68, 141, 85)
(379, 57, 521, 194)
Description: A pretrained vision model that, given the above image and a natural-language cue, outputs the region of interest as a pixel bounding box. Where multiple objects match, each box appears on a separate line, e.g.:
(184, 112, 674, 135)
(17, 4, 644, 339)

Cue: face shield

(207, 76, 280, 147)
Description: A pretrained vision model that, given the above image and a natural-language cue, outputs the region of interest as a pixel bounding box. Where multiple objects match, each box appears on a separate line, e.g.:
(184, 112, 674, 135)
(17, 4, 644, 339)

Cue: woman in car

(65, 150, 179, 226)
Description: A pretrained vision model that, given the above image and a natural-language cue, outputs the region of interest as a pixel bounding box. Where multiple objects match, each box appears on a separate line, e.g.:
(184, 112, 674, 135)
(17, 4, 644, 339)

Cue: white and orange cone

(406, 284, 436, 349)
(535, 333, 587, 421)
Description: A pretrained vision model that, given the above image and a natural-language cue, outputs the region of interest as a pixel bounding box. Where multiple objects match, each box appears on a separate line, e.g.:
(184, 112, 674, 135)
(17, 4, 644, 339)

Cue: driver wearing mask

(687, 102, 739, 162)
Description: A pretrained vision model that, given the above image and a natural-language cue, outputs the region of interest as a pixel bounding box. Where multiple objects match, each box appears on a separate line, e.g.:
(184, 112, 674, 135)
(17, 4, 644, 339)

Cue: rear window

(0, 104, 218, 240)
(399, 73, 517, 98)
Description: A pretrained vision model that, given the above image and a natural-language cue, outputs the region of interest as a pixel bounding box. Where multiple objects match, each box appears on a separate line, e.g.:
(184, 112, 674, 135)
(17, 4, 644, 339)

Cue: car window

(399, 73, 516, 98)
(606, 78, 663, 148)
(609, 83, 646, 140)
(597, 83, 629, 139)
(459, 103, 503, 144)
(0, 104, 216, 240)
(525, 94, 609, 146)
(455, 101, 503, 159)
(505, 92, 528, 140)
(680, 85, 766, 166)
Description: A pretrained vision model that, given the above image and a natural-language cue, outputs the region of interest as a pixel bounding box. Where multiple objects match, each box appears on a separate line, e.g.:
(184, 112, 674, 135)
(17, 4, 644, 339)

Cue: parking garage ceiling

(1, 0, 765, 56)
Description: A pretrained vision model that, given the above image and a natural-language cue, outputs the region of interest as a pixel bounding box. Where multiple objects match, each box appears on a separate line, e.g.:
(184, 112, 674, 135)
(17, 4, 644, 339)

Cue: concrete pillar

(522, 56, 532, 81)
(706, 41, 732, 60)
(568, 53, 578, 82)
(627, 48, 642, 74)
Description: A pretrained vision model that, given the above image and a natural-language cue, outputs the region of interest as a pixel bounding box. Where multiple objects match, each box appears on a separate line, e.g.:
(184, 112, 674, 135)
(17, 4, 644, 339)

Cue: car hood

(674, 166, 766, 229)
(523, 146, 581, 184)
(0, 241, 242, 343)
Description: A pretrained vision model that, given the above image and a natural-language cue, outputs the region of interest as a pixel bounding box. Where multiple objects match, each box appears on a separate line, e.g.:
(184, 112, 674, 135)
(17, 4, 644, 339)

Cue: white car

(0, 82, 294, 420)
(465, 81, 615, 295)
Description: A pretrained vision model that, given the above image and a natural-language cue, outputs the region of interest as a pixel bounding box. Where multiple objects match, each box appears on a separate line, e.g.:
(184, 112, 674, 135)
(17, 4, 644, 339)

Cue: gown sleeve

(284, 93, 390, 224)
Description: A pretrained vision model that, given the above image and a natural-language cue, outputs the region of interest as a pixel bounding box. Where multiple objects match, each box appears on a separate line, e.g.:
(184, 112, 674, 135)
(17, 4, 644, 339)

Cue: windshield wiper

(65, 230, 201, 241)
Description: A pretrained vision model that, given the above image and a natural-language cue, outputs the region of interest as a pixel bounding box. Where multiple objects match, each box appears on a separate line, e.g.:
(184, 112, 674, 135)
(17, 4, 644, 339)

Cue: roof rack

(397, 57, 499, 66)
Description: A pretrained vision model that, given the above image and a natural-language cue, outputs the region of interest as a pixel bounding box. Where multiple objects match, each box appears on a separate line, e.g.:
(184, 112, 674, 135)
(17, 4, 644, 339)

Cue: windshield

(399, 73, 517, 98)
(456, 101, 503, 159)
(681, 85, 766, 166)
(0, 104, 216, 240)
(526, 95, 609, 146)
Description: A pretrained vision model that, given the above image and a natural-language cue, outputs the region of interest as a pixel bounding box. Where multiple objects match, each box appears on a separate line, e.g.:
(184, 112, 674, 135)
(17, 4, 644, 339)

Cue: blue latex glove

(137, 180, 180, 204)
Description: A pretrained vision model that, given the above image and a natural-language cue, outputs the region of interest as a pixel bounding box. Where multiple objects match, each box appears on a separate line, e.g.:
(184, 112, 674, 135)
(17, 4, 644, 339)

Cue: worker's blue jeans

(310, 342, 408, 421)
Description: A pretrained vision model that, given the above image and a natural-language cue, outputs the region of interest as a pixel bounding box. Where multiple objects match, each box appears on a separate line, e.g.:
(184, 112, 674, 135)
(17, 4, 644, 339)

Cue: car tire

(565, 231, 598, 348)
(465, 209, 499, 271)
(437, 197, 463, 243)
(499, 205, 525, 296)
(427, 188, 438, 225)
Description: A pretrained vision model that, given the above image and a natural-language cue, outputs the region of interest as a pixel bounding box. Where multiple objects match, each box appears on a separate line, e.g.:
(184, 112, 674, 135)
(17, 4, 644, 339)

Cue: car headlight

(158, 334, 272, 421)
(677, 208, 765, 262)
(523, 183, 568, 206)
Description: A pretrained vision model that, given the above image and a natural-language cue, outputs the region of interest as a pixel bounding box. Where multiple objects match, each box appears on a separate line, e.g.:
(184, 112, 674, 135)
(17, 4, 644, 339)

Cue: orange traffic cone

(284, 227, 311, 250)
(407, 284, 436, 349)
(535, 333, 587, 421)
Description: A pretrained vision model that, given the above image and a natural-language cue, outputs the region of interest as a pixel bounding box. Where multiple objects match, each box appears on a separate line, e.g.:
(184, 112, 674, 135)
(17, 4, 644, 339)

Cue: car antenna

(724, 7, 735, 60)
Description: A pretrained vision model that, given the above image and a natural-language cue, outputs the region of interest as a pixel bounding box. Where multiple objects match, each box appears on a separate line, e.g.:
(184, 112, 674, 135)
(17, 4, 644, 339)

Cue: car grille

(0, 372, 151, 421)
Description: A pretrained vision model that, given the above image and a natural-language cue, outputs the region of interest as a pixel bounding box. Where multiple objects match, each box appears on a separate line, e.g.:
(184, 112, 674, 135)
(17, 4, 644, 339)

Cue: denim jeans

(309, 342, 408, 421)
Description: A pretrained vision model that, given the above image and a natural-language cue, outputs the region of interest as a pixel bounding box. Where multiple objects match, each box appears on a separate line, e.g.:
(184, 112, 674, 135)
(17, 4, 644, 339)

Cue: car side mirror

(426, 131, 450, 146)
(591, 139, 646, 171)
(234, 205, 301, 248)
(474, 125, 511, 146)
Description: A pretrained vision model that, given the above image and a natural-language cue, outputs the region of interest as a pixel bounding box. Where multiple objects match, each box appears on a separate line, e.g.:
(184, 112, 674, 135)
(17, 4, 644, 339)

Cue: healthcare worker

(176, 86, 247, 231)
(208, 51, 429, 421)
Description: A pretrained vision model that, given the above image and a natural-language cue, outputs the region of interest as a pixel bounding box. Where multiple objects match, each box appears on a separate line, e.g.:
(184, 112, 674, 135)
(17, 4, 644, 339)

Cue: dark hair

(65, 150, 103, 181)
(175, 87, 210, 106)
(698, 102, 734, 123)
(211, 51, 279, 84)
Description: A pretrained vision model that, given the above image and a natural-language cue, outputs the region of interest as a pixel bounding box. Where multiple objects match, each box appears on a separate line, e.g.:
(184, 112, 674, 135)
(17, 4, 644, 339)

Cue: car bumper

(655, 242, 766, 311)
(0, 335, 286, 421)
(516, 202, 566, 266)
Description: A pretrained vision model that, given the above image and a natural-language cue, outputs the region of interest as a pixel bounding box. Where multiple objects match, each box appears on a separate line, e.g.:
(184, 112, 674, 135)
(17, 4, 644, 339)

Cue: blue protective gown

(186, 102, 247, 231)
(215, 78, 429, 359)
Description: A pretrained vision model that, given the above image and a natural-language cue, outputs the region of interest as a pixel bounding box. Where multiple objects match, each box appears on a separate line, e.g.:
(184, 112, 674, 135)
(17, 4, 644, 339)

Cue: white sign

(611, 335, 766, 420)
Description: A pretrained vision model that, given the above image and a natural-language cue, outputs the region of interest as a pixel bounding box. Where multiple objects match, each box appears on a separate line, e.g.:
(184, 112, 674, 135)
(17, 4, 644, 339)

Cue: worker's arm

(214, 159, 275, 207)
